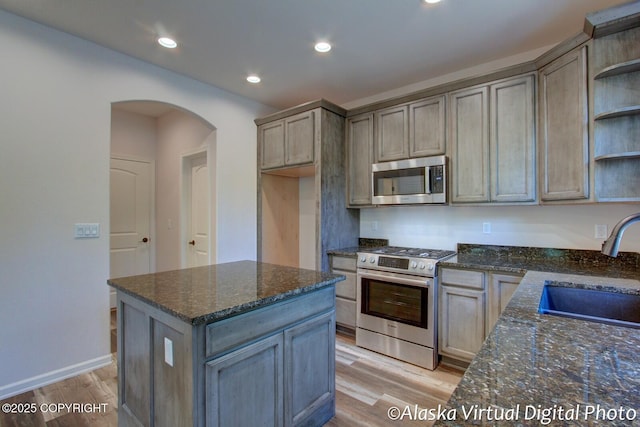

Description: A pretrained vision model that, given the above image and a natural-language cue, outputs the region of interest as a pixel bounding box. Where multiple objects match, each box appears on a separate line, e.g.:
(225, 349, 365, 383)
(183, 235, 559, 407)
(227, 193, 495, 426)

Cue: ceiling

(0, 0, 630, 110)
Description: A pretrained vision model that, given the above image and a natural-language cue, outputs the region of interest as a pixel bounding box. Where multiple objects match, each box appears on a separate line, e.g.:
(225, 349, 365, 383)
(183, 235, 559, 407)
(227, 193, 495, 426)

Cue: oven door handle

(357, 270, 431, 288)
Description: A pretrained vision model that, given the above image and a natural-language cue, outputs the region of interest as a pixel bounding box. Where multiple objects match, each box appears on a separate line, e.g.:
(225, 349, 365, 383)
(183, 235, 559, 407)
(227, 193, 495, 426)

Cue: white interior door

(187, 154, 209, 267)
(110, 158, 152, 305)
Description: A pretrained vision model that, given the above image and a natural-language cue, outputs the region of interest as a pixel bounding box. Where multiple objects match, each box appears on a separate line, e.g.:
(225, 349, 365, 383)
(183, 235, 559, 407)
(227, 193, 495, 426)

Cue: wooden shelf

(594, 151, 640, 161)
(594, 58, 640, 79)
(594, 105, 640, 121)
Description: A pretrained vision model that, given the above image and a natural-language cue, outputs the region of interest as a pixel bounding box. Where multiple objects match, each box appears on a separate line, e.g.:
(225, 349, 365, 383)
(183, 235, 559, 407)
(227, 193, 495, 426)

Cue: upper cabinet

(538, 45, 590, 202)
(259, 110, 315, 170)
(346, 113, 374, 207)
(590, 26, 640, 202)
(375, 95, 446, 162)
(450, 74, 535, 204)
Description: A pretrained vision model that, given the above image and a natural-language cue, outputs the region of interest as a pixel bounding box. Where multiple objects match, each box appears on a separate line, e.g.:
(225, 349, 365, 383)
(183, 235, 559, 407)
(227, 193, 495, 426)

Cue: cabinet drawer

(335, 271, 356, 300)
(336, 297, 356, 328)
(205, 287, 334, 359)
(331, 256, 356, 272)
(440, 268, 485, 290)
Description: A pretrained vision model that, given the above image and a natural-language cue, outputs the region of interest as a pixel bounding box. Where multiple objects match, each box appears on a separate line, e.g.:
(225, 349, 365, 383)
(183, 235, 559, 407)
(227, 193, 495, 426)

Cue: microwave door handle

(425, 167, 432, 194)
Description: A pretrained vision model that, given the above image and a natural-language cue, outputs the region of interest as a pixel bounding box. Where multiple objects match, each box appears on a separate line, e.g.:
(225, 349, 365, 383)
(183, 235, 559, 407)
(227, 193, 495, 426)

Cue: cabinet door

(450, 86, 490, 203)
(285, 110, 315, 166)
(206, 334, 284, 427)
(490, 75, 536, 202)
(284, 311, 335, 427)
(346, 113, 374, 206)
(539, 46, 589, 201)
(439, 285, 485, 362)
(260, 120, 285, 169)
(487, 273, 522, 332)
(375, 105, 409, 162)
(410, 95, 446, 157)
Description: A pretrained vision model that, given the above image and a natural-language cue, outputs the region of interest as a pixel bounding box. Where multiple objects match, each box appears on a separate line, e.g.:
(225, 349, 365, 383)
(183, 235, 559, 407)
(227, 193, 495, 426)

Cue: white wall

(360, 204, 640, 253)
(0, 10, 273, 398)
(156, 110, 215, 271)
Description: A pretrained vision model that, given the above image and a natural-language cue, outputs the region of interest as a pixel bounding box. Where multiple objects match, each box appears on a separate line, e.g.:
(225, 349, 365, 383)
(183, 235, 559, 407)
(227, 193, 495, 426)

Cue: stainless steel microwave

(372, 156, 447, 205)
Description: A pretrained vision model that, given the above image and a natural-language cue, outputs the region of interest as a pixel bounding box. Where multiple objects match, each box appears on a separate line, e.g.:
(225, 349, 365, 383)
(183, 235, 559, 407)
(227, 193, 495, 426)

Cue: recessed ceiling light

(424, 0, 441, 3)
(247, 75, 261, 84)
(314, 42, 332, 53)
(158, 37, 177, 49)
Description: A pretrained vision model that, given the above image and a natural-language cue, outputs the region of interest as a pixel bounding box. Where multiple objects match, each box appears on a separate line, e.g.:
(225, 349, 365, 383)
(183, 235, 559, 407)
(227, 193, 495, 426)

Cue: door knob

(141, 237, 149, 243)
(188, 240, 196, 246)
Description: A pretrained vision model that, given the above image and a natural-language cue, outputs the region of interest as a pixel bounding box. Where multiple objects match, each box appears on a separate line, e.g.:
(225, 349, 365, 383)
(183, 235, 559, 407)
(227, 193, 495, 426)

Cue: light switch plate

(482, 222, 491, 234)
(74, 223, 100, 238)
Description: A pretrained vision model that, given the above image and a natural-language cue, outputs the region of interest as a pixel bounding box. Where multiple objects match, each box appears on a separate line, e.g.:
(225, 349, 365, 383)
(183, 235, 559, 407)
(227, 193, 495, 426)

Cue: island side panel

(117, 292, 194, 427)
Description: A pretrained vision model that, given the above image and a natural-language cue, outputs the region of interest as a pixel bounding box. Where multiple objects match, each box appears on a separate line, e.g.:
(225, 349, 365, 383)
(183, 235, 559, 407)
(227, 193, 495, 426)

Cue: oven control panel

(357, 253, 437, 276)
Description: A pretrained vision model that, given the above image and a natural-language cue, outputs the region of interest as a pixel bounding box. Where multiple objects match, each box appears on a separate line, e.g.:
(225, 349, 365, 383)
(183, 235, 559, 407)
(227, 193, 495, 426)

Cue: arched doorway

(109, 100, 217, 306)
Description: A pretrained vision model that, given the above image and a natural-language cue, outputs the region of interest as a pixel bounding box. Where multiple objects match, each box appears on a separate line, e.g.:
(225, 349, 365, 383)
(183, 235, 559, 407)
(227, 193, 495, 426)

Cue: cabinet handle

(188, 240, 196, 246)
(141, 237, 149, 243)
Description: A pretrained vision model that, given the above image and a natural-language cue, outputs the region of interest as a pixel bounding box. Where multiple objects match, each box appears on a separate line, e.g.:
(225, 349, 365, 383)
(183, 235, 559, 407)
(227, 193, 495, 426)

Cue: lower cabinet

(330, 255, 357, 331)
(439, 267, 522, 363)
(117, 286, 336, 427)
(206, 311, 335, 427)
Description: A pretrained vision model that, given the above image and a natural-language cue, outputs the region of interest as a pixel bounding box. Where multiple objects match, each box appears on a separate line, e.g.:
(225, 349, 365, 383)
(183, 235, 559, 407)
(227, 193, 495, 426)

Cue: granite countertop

(327, 237, 389, 258)
(107, 260, 345, 325)
(435, 245, 640, 426)
(440, 243, 640, 280)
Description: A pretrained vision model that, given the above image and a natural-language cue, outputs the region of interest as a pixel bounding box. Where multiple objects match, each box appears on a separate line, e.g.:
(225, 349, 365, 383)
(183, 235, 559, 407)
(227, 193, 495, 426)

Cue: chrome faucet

(601, 213, 640, 257)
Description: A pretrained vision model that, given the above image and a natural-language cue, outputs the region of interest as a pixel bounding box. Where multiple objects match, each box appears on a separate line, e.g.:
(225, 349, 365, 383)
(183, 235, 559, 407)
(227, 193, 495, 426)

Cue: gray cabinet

(207, 311, 335, 427)
(117, 284, 336, 427)
(410, 95, 447, 157)
(450, 74, 535, 204)
(439, 267, 522, 363)
(346, 113, 374, 207)
(257, 100, 359, 272)
(375, 96, 446, 163)
(330, 254, 357, 330)
(538, 45, 590, 201)
(375, 105, 409, 162)
(486, 273, 522, 332)
(206, 334, 284, 427)
(259, 110, 315, 170)
(438, 268, 486, 362)
(449, 85, 490, 203)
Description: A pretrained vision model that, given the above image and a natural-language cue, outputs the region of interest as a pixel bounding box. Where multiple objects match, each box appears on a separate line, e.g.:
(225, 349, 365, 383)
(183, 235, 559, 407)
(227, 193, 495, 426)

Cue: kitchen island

(107, 260, 344, 427)
(435, 246, 640, 426)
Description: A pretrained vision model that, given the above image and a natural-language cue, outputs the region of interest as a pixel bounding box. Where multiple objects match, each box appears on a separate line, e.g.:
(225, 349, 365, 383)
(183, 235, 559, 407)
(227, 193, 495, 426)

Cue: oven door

(356, 269, 435, 347)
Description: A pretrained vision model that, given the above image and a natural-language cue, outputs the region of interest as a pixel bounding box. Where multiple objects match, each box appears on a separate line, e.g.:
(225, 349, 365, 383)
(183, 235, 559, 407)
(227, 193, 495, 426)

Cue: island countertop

(107, 260, 345, 325)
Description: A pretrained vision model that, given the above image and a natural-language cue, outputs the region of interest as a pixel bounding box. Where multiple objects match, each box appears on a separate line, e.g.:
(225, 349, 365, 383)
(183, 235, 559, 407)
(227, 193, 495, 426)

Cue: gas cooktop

(364, 246, 456, 259)
(357, 246, 456, 277)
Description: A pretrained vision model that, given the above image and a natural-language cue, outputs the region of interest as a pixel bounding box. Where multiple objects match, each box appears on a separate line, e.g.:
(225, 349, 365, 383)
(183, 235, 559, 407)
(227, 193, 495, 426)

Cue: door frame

(109, 154, 156, 306)
(180, 143, 216, 267)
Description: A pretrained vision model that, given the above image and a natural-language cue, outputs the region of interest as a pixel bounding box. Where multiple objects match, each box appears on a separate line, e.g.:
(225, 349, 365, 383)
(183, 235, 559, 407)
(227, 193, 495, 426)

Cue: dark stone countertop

(439, 243, 640, 280)
(435, 245, 640, 426)
(327, 237, 389, 258)
(107, 260, 345, 325)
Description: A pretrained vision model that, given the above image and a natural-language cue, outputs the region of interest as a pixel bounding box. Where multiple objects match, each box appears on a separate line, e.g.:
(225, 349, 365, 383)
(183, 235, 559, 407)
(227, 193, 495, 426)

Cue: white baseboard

(0, 354, 113, 400)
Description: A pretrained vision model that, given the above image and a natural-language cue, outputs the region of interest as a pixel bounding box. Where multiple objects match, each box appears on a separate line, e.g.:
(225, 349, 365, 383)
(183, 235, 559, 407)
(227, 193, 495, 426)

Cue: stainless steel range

(356, 246, 456, 370)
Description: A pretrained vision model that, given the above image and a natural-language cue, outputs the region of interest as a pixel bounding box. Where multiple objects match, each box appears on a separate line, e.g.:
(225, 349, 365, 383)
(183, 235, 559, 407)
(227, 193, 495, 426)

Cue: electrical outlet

(164, 337, 174, 367)
(482, 222, 491, 234)
(371, 221, 379, 232)
(595, 224, 608, 239)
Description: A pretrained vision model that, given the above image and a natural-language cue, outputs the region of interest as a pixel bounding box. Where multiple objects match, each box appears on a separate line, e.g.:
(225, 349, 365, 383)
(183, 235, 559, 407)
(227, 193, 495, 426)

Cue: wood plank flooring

(0, 313, 463, 427)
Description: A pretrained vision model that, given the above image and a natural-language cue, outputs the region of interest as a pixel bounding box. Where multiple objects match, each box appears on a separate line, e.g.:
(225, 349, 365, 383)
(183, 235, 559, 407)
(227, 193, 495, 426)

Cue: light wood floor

(0, 313, 463, 427)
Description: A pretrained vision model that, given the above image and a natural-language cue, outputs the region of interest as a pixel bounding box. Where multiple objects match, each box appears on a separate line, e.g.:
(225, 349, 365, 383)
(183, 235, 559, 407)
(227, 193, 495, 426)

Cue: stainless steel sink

(538, 282, 640, 329)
